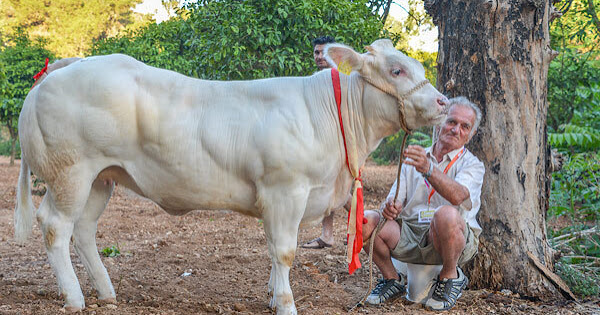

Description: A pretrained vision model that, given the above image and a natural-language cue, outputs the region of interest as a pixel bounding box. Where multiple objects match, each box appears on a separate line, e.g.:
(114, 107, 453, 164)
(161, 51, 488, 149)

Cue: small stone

(36, 288, 47, 296)
(233, 303, 246, 312)
(325, 255, 334, 260)
(500, 289, 512, 296)
(105, 304, 118, 309)
(89, 304, 98, 309)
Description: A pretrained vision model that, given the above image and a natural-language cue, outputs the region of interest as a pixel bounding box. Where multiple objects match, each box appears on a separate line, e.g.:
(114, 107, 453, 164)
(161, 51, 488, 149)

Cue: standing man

(362, 97, 484, 311)
(301, 36, 350, 249)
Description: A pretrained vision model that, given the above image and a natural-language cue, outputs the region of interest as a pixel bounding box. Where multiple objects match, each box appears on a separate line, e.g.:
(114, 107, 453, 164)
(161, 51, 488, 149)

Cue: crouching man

(362, 97, 485, 311)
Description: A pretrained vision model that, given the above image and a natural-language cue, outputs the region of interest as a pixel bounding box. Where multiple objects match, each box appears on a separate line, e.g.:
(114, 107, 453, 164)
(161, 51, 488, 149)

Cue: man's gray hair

(448, 96, 482, 136)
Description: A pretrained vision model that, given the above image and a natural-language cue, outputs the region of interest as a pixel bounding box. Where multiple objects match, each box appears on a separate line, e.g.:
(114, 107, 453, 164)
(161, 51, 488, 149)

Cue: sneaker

(425, 267, 469, 311)
(365, 275, 406, 305)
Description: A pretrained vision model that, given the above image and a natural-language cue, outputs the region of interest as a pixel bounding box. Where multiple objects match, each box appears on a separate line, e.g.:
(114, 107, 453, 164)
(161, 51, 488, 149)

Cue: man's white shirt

(386, 146, 485, 237)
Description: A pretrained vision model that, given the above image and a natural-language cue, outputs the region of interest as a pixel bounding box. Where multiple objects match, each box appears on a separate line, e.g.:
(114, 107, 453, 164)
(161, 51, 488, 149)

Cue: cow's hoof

(269, 296, 276, 309)
(98, 297, 117, 306)
(64, 305, 83, 313)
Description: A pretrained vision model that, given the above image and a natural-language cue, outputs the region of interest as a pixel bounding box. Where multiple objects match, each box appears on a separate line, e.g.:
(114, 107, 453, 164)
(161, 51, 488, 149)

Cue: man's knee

(431, 206, 466, 242)
(432, 206, 463, 227)
(362, 210, 381, 241)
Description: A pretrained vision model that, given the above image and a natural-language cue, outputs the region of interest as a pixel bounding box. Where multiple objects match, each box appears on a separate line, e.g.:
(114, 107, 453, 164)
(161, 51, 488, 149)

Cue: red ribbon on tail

(31, 58, 49, 89)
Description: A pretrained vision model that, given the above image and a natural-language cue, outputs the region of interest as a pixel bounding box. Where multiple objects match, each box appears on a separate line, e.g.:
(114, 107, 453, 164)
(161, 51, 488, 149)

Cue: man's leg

(363, 210, 402, 279)
(320, 212, 334, 245)
(362, 210, 405, 304)
(428, 205, 466, 279)
(301, 212, 334, 248)
(425, 205, 468, 311)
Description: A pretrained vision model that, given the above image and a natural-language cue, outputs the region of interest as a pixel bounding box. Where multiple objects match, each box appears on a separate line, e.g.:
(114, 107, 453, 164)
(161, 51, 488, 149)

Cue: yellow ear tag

(338, 60, 352, 75)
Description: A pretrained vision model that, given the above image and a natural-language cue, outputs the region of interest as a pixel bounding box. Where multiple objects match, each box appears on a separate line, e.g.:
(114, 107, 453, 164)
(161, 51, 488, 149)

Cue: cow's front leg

(258, 181, 308, 315)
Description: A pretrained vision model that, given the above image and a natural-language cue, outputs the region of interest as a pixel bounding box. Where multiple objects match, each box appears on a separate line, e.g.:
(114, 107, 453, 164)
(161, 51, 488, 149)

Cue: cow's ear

(365, 45, 376, 55)
(325, 44, 364, 74)
(365, 39, 395, 56)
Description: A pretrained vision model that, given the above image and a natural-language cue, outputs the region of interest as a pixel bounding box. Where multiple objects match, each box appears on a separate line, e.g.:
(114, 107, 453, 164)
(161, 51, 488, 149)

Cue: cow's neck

(347, 73, 403, 162)
(333, 72, 372, 169)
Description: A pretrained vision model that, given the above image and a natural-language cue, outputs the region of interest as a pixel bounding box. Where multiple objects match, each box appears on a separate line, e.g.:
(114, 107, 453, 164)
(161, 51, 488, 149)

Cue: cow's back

(20, 54, 344, 217)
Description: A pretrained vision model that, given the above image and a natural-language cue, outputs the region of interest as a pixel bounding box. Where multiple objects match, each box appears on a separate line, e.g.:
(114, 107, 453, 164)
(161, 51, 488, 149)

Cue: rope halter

(361, 76, 430, 134)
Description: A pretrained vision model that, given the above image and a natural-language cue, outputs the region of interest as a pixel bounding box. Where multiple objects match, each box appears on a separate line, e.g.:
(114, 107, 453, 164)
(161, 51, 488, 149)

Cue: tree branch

(587, 0, 600, 36)
(381, 0, 394, 25)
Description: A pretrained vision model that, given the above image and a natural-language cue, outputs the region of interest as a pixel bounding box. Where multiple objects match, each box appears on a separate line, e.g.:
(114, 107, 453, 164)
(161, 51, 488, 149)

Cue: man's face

(437, 105, 476, 150)
(313, 44, 330, 70)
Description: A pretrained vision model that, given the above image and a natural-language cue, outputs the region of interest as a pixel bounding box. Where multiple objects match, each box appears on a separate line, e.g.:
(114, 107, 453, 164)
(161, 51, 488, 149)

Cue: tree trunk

(7, 119, 16, 166)
(425, 0, 561, 299)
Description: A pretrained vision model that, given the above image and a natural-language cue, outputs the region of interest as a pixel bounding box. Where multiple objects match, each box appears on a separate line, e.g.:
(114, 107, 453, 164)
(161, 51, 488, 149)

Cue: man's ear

(325, 44, 364, 74)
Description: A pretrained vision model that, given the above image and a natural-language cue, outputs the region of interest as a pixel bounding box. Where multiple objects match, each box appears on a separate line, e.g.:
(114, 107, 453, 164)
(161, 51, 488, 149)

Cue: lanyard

(427, 148, 464, 204)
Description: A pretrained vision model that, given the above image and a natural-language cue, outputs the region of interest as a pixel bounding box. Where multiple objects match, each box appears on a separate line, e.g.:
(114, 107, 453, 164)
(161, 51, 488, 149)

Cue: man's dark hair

(312, 36, 336, 47)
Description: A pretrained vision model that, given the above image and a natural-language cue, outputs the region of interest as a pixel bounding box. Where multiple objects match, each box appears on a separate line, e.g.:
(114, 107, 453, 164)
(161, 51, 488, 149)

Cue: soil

(0, 156, 598, 314)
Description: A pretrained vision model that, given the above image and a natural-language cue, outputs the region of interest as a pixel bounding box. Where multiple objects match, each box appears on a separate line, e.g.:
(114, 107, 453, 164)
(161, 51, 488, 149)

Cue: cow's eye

(392, 69, 404, 76)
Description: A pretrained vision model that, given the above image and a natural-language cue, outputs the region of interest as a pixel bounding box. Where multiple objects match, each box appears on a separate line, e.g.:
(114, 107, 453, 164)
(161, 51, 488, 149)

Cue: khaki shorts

(391, 219, 479, 266)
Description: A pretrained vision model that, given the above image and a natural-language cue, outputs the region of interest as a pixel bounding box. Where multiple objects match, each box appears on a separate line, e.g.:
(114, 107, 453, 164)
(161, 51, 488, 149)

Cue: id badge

(418, 208, 435, 223)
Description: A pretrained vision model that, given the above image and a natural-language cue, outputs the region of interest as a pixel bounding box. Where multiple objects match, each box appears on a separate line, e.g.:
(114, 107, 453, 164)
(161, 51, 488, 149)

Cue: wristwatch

(422, 161, 434, 179)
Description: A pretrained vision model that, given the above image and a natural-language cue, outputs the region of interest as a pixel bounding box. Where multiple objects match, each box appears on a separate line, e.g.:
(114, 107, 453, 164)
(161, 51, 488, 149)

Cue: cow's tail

(14, 159, 36, 244)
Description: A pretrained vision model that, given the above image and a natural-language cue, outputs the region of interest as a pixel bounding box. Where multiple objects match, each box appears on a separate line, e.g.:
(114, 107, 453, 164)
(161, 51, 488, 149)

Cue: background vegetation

(545, 0, 600, 298)
(0, 0, 597, 298)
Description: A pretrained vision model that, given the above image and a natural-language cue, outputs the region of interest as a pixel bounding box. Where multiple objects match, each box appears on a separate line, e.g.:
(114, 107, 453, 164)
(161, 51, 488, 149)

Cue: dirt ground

(0, 157, 598, 314)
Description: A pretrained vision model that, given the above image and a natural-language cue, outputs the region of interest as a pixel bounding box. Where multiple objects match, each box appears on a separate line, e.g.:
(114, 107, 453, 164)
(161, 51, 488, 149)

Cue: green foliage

(548, 0, 600, 129)
(555, 260, 600, 297)
(101, 245, 121, 257)
(92, 0, 384, 80)
(548, 151, 599, 298)
(185, 0, 384, 80)
(406, 50, 437, 85)
(371, 130, 432, 165)
(547, 49, 600, 130)
(548, 123, 600, 151)
(548, 81, 600, 152)
(384, 0, 434, 52)
(0, 0, 152, 57)
(551, 0, 600, 50)
(549, 152, 599, 221)
(91, 18, 196, 76)
(0, 29, 54, 160)
(0, 136, 20, 157)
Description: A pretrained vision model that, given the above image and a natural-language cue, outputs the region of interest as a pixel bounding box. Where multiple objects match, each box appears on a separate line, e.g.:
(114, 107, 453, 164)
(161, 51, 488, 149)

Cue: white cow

(15, 39, 447, 314)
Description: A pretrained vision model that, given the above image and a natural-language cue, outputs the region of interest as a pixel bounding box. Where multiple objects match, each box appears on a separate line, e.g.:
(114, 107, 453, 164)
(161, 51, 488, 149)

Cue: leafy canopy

(0, 0, 152, 57)
(0, 29, 55, 132)
(92, 0, 385, 80)
(548, 0, 600, 131)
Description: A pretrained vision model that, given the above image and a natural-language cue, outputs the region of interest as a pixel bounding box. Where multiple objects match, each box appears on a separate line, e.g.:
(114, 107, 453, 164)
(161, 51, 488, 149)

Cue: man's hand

(382, 198, 402, 220)
(403, 145, 430, 174)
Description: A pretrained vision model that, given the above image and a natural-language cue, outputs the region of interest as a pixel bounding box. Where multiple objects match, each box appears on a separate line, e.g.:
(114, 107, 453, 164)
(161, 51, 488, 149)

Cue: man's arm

(403, 145, 469, 206)
(423, 165, 469, 206)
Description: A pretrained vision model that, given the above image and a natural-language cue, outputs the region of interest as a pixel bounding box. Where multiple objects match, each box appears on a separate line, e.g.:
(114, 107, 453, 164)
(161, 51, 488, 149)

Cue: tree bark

(425, 0, 561, 299)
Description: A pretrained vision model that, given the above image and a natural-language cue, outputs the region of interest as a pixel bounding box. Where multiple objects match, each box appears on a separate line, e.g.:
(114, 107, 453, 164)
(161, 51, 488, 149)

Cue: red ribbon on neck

(332, 68, 364, 274)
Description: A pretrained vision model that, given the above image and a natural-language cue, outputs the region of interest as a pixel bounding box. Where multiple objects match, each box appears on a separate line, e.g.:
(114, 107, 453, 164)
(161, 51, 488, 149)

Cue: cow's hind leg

(73, 178, 115, 304)
(259, 182, 308, 315)
(37, 170, 95, 311)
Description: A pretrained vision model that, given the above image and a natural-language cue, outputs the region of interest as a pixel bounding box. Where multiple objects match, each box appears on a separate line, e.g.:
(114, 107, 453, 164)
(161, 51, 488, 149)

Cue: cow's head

(325, 39, 447, 130)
